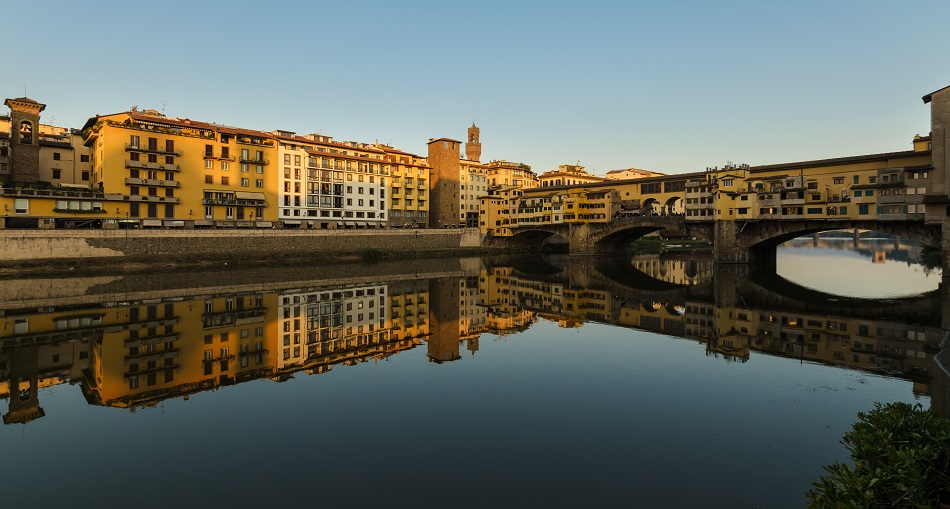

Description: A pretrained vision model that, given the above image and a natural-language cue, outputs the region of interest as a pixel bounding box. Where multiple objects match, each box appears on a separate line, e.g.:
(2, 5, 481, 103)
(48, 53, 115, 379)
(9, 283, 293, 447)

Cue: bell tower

(4, 97, 46, 183)
(465, 122, 481, 162)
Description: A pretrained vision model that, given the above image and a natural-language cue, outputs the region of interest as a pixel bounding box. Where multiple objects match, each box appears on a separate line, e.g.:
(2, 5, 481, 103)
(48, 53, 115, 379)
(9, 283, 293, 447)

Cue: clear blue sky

(3, 0, 948, 175)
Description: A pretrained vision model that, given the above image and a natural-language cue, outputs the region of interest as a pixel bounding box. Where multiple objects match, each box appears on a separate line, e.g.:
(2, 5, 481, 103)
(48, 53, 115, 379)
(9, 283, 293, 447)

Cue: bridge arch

(743, 221, 941, 253)
(503, 228, 569, 249)
(664, 196, 683, 215)
(641, 198, 660, 215)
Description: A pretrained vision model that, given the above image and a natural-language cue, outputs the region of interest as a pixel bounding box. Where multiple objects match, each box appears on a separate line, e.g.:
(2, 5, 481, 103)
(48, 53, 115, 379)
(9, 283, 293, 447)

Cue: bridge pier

(712, 221, 775, 265)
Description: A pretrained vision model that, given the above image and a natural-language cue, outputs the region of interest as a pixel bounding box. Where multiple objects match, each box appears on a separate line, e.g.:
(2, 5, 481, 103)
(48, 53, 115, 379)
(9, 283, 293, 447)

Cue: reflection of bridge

(488, 253, 949, 415)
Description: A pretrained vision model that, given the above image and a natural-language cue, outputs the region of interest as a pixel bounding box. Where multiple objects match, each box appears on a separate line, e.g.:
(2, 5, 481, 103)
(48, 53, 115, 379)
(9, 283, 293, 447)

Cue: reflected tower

(427, 278, 462, 363)
(2, 345, 45, 425)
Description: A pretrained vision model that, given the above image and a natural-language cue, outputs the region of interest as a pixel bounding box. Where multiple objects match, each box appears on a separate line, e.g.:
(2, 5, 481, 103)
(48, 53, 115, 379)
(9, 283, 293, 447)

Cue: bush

(807, 402, 950, 508)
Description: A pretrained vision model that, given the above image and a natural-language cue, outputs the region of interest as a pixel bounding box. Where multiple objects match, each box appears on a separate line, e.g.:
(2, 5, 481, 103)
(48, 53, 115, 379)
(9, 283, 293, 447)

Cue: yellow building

(378, 145, 430, 228)
(81, 108, 278, 228)
(538, 164, 605, 187)
(684, 139, 932, 222)
(486, 159, 537, 189)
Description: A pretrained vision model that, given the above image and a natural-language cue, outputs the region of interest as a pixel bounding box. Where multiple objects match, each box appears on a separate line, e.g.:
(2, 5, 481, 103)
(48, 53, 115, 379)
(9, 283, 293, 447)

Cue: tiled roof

(923, 84, 950, 103)
(750, 150, 926, 173)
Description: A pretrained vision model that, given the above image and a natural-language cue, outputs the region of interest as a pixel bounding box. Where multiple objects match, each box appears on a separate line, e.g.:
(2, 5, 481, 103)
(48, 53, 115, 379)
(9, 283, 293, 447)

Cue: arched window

(19, 121, 33, 144)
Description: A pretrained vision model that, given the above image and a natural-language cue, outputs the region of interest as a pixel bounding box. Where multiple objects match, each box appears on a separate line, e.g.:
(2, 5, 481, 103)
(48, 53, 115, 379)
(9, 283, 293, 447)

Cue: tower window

(18, 121, 32, 144)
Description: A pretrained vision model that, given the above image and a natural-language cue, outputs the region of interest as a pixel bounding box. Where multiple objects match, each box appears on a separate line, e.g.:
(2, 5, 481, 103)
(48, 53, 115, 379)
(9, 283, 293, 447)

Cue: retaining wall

(0, 228, 483, 262)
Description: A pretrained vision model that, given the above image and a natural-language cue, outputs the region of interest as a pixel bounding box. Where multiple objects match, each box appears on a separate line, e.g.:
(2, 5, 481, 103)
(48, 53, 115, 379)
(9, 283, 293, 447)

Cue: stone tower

(427, 137, 463, 228)
(465, 122, 481, 162)
(4, 97, 46, 183)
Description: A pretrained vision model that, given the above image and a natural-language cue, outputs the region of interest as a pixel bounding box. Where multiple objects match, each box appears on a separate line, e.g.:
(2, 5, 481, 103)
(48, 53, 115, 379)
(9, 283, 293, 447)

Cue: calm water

(0, 240, 947, 508)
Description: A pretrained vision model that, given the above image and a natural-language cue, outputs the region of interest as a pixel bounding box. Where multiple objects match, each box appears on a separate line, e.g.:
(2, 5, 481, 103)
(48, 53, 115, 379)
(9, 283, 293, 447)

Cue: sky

(2, 0, 949, 176)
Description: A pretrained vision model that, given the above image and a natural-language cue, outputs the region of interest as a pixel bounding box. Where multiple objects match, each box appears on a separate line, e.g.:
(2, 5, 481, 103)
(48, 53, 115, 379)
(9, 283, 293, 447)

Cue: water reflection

(2, 251, 947, 425)
(778, 236, 940, 297)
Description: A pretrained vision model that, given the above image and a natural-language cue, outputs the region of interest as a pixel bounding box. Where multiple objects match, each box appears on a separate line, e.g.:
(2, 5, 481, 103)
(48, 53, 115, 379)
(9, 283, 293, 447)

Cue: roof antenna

(160, 100, 167, 115)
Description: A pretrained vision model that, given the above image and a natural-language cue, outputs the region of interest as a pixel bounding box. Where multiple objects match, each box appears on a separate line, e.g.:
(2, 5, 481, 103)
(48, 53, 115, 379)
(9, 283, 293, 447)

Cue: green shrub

(807, 402, 950, 508)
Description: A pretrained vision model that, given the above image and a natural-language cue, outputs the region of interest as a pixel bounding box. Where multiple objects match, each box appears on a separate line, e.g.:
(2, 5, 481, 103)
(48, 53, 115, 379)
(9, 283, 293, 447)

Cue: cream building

(538, 164, 604, 187)
(272, 131, 390, 229)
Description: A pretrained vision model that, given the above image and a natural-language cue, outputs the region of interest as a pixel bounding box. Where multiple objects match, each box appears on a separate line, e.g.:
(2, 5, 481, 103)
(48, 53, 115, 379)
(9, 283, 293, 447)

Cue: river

(0, 238, 946, 508)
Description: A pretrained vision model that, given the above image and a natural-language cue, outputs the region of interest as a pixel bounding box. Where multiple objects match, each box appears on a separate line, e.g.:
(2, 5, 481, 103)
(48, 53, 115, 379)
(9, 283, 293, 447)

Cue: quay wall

(0, 228, 484, 262)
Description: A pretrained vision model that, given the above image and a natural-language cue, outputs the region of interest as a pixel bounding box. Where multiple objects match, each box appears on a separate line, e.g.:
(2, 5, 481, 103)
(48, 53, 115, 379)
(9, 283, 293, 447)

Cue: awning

(344, 222, 355, 227)
(282, 220, 301, 225)
(357, 222, 367, 227)
(163, 220, 185, 227)
(235, 191, 266, 200)
(216, 221, 235, 227)
(142, 219, 162, 227)
(236, 221, 253, 228)
(59, 183, 91, 189)
(195, 220, 214, 226)
(256, 221, 272, 228)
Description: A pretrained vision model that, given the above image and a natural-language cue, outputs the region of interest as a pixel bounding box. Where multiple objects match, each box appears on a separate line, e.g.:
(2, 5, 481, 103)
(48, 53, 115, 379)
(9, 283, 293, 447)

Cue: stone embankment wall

(0, 228, 483, 262)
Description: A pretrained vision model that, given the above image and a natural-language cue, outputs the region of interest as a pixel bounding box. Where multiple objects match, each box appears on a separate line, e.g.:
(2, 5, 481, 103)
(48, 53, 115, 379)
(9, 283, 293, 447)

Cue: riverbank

(0, 228, 500, 275)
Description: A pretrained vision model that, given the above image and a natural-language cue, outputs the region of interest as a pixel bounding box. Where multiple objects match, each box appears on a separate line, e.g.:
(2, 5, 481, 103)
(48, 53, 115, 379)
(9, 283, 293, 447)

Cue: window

(130, 135, 140, 148)
(13, 199, 28, 214)
(81, 154, 89, 162)
(53, 152, 61, 161)
(832, 177, 844, 185)
(52, 169, 62, 179)
(256, 179, 263, 188)
(205, 160, 213, 169)
(241, 178, 249, 187)
(221, 176, 229, 185)
(205, 175, 214, 184)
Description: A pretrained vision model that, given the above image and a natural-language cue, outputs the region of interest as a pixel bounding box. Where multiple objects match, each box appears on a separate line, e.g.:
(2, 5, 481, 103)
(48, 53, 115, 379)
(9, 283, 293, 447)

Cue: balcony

(125, 143, 182, 156)
(126, 195, 181, 204)
(125, 159, 181, 172)
(239, 156, 269, 165)
(125, 177, 181, 188)
(201, 198, 268, 207)
(124, 349, 180, 366)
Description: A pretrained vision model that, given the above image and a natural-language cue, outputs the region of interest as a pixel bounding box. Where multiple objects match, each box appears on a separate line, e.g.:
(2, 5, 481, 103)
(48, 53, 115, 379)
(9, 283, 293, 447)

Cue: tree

(807, 402, 950, 508)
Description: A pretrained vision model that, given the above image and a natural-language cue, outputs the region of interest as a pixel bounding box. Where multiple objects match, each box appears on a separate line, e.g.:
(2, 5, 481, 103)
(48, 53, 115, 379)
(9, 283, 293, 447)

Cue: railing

(127, 195, 181, 204)
(125, 160, 181, 172)
(0, 187, 103, 199)
(125, 143, 182, 156)
(125, 178, 181, 188)
(239, 157, 268, 165)
(201, 198, 268, 206)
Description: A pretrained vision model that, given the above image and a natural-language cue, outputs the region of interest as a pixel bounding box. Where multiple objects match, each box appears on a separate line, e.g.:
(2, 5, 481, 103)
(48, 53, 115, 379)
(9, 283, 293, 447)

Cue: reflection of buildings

(1, 280, 431, 422)
(2, 255, 948, 421)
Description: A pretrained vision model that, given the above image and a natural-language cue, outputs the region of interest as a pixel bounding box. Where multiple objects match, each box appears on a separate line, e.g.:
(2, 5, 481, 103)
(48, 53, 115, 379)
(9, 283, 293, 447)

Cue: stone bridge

(487, 216, 947, 268)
